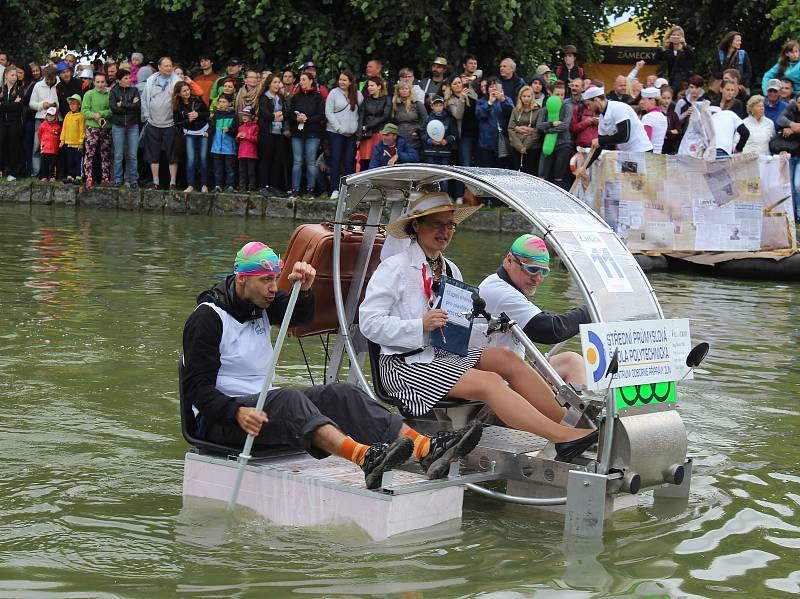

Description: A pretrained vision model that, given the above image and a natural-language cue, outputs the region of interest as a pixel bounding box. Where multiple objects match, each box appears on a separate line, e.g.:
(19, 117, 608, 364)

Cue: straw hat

(385, 192, 481, 239)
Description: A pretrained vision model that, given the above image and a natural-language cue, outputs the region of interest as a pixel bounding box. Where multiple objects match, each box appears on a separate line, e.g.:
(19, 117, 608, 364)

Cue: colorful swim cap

(510, 234, 550, 276)
(234, 241, 283, 276)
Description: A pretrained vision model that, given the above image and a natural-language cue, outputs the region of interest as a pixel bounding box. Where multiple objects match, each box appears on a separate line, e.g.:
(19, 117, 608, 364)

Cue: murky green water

(1, 204, 798, 598)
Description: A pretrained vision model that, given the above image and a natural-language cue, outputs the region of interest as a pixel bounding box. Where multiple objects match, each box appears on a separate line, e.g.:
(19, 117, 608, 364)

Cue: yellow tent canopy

(585, 17, 661, 90)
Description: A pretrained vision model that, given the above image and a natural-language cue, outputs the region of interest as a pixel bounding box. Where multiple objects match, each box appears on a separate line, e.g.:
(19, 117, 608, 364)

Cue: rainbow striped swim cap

(234, 241, 283, 276)
(510, 234, 550, 276)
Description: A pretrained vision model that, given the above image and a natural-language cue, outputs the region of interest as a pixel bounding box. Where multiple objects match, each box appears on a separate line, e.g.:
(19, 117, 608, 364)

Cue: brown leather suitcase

(277, 215, 385, 337)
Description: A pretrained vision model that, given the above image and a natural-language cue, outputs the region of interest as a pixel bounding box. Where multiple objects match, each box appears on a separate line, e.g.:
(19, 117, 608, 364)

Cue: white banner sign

(580, 318, 693, 390)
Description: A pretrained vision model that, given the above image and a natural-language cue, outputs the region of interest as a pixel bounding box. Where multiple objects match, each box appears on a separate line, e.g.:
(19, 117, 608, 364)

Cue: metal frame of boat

(182, 166, 694, 540)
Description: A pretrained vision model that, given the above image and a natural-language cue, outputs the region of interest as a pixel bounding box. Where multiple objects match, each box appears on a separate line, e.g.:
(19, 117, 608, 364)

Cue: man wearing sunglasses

(478, 234, 589, 386)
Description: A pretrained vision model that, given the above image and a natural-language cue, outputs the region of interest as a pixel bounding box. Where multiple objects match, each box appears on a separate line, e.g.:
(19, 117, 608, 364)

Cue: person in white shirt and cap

(639, 87, 668, 153)
(574, 86, 652, 178)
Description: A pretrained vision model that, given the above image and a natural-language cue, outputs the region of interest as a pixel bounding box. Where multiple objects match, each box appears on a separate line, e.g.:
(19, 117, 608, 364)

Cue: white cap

(641, 87, 661, 99)
(46, 106, 58, 116)
(654, 77, 669, 89)
(767, 78, 782, 91)
(581, 86, 604, 100)
(79, 69, 93, 78)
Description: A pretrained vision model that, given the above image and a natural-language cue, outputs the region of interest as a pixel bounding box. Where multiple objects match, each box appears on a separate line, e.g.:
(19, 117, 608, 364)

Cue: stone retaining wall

(0, 180, 529, 233)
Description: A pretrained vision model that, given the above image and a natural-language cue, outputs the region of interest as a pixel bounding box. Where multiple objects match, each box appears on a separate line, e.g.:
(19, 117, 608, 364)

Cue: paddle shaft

(227, 279, 302, 511)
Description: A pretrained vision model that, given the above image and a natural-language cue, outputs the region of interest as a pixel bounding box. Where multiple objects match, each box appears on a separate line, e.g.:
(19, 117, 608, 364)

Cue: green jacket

(81, 89, 112, 129)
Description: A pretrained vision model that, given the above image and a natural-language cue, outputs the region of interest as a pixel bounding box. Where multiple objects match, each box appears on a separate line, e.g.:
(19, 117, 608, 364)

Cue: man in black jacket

(181, 241, 482, 488)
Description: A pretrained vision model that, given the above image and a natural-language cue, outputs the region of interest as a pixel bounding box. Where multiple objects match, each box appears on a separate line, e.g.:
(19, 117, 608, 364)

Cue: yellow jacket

(60, 111, 86, 148)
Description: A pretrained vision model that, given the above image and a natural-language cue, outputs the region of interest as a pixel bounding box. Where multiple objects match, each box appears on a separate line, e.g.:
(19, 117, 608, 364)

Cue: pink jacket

(236, 120, 259, 159)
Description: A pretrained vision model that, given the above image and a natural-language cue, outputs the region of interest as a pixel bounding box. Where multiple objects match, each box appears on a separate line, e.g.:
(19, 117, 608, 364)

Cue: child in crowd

(37, 107, 62, 181)
(81, 72, 113, 188)
(421, 95, 458, 175)
(235, 105, 259, 192)
(59, 94, 85, 184)
(129, 52, 143, 84)
(210, 93, 237, 192)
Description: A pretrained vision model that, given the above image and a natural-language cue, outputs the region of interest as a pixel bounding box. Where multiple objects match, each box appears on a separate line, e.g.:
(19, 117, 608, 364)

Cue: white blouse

(742, 115, 775, 156)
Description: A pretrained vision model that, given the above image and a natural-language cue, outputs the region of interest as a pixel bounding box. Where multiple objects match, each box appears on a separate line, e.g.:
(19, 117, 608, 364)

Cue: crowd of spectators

(0, 32, 798, 218)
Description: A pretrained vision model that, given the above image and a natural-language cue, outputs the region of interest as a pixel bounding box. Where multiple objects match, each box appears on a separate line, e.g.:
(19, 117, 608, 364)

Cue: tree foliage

(606, 0, 794, 83)
(4, 0, 604, 81)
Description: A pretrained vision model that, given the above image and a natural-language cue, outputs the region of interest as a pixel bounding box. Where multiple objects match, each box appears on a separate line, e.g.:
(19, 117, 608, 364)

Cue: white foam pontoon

(182, 167, 696, 540)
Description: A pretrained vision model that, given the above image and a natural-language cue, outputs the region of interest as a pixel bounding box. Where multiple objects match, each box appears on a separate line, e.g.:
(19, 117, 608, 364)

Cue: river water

(0, 204, 798, 598)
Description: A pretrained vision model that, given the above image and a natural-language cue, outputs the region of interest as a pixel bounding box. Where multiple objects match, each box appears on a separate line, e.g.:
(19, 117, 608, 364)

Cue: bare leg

(310, 423, 348, 454)
(550, 352, 586, 386)
(474, 347, 566, 423)
(168, 163, 178, 184)
(448, 369, 587, 442)
(150, 163, 159, 182)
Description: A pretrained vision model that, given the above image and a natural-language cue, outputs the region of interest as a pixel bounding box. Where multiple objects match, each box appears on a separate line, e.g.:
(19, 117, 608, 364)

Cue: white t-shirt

(599, 100, 653, 152)
(712, 110, 744, 155)
(641, 108, 668, 154)
(478, 272, 541, 357)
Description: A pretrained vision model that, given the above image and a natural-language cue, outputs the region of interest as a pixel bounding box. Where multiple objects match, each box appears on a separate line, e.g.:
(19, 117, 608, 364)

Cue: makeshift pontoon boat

(182, 166, 702, 540)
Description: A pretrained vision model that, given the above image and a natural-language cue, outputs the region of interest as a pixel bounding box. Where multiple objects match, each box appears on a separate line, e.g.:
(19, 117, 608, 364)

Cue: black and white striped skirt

(378, 347, 484, 417)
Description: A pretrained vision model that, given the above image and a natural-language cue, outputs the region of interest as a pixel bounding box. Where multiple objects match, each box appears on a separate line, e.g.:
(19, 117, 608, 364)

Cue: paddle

(227, 279, 303, 512)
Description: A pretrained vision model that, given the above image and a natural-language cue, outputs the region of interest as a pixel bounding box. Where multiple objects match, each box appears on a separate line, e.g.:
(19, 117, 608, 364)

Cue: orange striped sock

(337, 437, 370, 466)
(403, 428, 431, 459)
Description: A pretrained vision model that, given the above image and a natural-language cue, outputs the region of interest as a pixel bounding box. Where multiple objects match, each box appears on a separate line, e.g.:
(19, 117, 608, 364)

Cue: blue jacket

(475, 96, 514, 151)
(210, 108, 237, 155)
(765, 98, 789, 133)
(421, 110, 458, 157)
(762, 60, 800, 97)
(368, 137, 420, 169)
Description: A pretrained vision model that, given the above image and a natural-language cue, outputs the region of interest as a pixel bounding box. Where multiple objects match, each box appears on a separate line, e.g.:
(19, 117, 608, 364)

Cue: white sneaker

(184, 186, 194, 193)
(201, 185, 209, 193)
(455, 196, 464, 205)
(331, 190, 340, 200)
(6, 175, 16, 182)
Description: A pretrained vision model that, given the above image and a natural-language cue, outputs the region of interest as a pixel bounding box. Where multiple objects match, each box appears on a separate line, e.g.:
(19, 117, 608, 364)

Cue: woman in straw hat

(360, 192, 598, 461)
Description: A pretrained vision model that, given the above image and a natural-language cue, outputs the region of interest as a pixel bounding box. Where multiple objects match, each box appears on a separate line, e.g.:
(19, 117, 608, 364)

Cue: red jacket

(569, 103, 598, 148)
(38, 119, 62, 155)
(236, 120, 259, 159)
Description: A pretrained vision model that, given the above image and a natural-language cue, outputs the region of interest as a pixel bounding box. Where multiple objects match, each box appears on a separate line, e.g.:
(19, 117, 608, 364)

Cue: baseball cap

(432, 57, 448, 67)
(767, 78, 782, 91)
(536, 64, 551, 76)
(227, 57, 242, 67)
(46, 106, 58, 116)
(381, 123, 399, 135)
(431, 95, 445, 104)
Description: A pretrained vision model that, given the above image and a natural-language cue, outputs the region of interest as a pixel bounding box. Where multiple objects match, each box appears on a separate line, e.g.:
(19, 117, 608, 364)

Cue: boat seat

(366, 340, 482, 419)
(178, 360, 295, 458)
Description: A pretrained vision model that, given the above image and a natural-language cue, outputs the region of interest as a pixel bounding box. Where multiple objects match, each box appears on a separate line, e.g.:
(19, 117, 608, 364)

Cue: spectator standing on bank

(28, 66, 59, 177)
(209, 93, 238, 192)
(59, 94, 84, 184)
(81, 72, 113, 187)
(235, 69, 261, 115)
(774, 94, 800, 221)
(742, 95, 775, 156)
(397, 67, 425, 103)
(299, 60, 329, 100)
(445, 74, 478, 184)
(536, 81, 573, 189)
(109, 68, 141, 187)
(391, 81, 427, 151)
(420, 96, 457, 171)
(555, 45, 585, 86)
(530, 73, 549, 107)
(606, 75, 632, 104)
(660, 87, 682, 154)
(172, 80, 209, 192)
(287, 71, 325, 198)
(716, 31, 752, 92)
(140, 56, 181, 189)
(762, 41, 800, 97)
(210, 58, 244, 103)
(714, 79, 746, 119)
(55, 61, 82, 118)
(508, 85, 541, 175)
(475, 76, 514, 168)
(257, 74, 289, 196)
(367, 123, 419, 168)
(357, 76, 391, 172)
(675, 74, 706, 123)
(0, 66, 25, 180)
(420, 57, 449, 106)
(570, 85, 599, 150)
(764, 79, 789, 132)
(655, 27, 694, 92)
(36, 106, 61, 181)
(129, 52, 144, 84)
(499, 57, 525, 103)
(325, 70, 362, 200)
(194, 54, 218, 105)
(235, 105, 259, 192)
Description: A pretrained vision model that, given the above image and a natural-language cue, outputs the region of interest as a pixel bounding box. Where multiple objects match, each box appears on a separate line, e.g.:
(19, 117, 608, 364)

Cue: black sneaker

(362, 437, 413, 490)
(420, 422, 483, 480)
